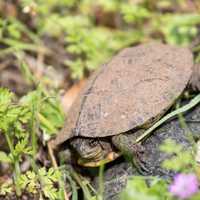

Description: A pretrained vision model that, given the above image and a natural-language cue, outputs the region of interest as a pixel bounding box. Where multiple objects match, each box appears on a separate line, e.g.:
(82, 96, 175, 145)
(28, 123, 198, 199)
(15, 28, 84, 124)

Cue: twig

(47, 141, 58, 168)
(47, 141, 69, 200)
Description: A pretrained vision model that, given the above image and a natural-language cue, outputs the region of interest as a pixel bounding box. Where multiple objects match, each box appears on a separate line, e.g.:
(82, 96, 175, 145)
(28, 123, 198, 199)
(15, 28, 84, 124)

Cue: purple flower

(169, 173, 199, 199)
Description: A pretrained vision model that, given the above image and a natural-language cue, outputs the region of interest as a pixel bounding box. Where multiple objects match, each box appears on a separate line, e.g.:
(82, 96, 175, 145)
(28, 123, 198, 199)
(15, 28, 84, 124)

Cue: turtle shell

(52, 43, 193, 147)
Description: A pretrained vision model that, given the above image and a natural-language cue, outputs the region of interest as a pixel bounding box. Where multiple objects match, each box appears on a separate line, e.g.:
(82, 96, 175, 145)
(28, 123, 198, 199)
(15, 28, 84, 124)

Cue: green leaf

(120, 177, 158, 200)
(0, 180, 13, 195)
(121, 4, 151, 23)
(120, 176, 169, 200)
(160, 139, 195, 172)
(0, 88, 13, 104)
(0, 151, 11, 163)
(21, 88, 64, 137)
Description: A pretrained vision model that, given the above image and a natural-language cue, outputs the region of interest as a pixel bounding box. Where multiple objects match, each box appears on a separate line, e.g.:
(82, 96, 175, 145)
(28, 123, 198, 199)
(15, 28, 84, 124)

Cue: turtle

(51, 42, 198, 169)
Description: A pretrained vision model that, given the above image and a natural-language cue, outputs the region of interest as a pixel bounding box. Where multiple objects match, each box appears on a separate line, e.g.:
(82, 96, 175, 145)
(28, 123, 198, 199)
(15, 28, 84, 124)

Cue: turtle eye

(89, 139, 98, 147)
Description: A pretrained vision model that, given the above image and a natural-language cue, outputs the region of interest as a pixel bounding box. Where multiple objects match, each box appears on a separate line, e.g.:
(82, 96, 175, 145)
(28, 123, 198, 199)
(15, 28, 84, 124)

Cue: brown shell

(52, 43, 193, 147)
(189, 64, 200, 91)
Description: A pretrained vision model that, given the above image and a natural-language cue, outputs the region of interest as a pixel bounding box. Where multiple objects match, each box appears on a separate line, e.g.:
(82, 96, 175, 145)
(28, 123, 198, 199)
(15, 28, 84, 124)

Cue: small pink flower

(169, 173, 199, 199)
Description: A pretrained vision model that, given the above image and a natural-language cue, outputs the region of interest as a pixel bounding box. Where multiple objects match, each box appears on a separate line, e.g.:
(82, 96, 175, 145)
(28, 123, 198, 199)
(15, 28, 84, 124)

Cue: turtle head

(70, 137, 104, 162)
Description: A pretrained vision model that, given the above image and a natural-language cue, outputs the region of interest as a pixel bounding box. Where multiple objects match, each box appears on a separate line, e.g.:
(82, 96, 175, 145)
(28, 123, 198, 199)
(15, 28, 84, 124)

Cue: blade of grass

(136, 94, 200, 143)
(67, 166, 94, 200)
(65, 172, 78, 200)
(97, 164, 105, 200)
(0, 38, 50, 54)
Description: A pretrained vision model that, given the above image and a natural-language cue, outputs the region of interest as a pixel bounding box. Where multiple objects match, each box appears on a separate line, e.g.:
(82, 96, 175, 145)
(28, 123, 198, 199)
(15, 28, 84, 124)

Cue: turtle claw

(111, 134, 149, 174)
(129, 143, 150, 175)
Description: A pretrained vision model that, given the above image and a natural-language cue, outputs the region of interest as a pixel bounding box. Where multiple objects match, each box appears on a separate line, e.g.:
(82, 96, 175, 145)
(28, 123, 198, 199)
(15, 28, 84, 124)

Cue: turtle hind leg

(111, 132, 149, 175)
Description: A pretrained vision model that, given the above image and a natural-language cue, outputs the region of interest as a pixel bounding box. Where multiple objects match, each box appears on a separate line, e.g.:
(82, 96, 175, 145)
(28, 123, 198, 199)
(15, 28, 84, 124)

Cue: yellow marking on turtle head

(78, 152, 121, 167)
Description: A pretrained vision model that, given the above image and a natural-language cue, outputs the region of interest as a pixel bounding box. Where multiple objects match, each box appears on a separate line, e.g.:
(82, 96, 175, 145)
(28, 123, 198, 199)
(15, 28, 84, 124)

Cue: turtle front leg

(189, 64, 200, 92)
(111, 132, 149, 175)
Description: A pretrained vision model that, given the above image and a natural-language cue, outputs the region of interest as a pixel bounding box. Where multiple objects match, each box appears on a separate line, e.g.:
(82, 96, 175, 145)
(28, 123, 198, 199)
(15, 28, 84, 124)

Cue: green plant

(18, 167, 62, 200)
(155, 14, 200, 45)
(0, 88, 32, 195)
(1, 166, 65, 199)
(65, 27, 141, 79)
(120, 176, 169, 200)
(2, 0, 200, 80)
(0, 179, 13, 196)
(21, 87, 65, 140)
(160, 139, 195, 172)
(120, 138, 198, 200)
(0, 86, 65, 198)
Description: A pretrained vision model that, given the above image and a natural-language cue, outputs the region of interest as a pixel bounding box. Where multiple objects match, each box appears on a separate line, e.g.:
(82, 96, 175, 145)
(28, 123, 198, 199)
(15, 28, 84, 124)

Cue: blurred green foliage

(120, 177, 169, 200)
(1, 0, 200, 79)
(160, 138, 195, 172)
(120, 139, 199, 200)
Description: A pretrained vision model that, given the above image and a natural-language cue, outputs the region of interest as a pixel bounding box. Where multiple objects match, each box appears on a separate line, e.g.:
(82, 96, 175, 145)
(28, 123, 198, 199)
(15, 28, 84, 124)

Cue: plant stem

(47, 141, 58, 169)
(98, 164, 105, 200)
(14, 161, 21, 196)
(67, 166, 93, 200)
(47, 142, 69, 200)
(5, 132, 21, 196)
(31, 106, 38, 157)
(5, 132, 14, 153)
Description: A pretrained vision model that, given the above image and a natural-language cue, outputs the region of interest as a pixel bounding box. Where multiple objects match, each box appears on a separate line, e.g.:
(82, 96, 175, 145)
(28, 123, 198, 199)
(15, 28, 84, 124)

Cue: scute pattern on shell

(52, 43, 193, 147)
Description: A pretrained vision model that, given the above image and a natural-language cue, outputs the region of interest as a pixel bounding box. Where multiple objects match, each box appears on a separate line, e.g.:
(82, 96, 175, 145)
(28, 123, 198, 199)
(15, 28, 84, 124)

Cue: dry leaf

(61, 79, 86, 113)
